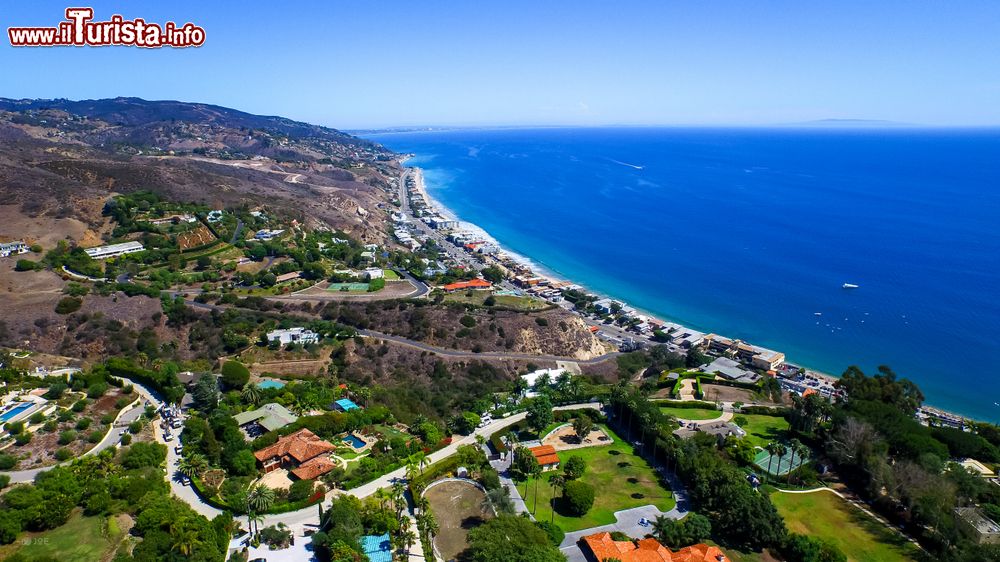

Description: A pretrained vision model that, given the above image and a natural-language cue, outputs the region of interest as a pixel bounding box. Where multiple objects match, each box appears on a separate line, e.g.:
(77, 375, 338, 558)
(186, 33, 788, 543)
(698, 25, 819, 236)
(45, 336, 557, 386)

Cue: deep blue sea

(364, 127, 1000, 422)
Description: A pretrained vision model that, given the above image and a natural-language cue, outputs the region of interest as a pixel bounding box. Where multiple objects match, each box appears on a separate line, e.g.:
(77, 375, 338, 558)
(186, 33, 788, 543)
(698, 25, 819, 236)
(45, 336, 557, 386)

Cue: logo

(8, 7, 205, 48)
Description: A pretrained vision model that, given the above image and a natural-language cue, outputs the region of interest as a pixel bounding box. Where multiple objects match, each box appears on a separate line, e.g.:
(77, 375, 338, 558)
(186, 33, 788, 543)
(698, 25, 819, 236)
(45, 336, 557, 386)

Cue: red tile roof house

(582, 532, 729, 562)
(528, 445, 561, 471)
(253, 428, 336, 480)
(441, 278, 492, 292)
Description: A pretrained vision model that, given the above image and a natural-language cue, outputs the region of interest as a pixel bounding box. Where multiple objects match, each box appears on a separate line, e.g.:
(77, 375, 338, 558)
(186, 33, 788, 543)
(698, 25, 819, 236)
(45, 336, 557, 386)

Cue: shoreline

(397, 157, 974, 427)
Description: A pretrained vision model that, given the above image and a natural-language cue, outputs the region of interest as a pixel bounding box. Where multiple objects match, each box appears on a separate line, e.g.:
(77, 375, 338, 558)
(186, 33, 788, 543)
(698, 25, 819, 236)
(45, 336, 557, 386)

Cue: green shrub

(536, 520, 564, 546)
(0, 474, 10, 489)
(54, 448, 73, 461)
(55, 296, 83, 314)
(120, 433, 132, 445)
(14, 259, 37, 271)
(88, 430, 104, 443)
(535, 317, 549, 327)
(0, 454, 15, 470)
(14, 433, 31, 446)
(562, 480, 595, 516)
(28, 412, 46, 425)
(76, 418, 92, 430)
(5, 422, 24, 435)
(460, 315, 477, 328)
(220, 360, 251, 389)
(287, 479, 315, 502)
(58, 430, 77, 445)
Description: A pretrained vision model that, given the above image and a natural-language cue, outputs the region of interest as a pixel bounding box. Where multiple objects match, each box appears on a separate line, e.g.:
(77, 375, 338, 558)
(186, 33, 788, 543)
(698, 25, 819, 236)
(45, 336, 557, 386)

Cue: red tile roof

(528, 445, 560, 466)
(581, 533, 728, 562)
(254, 428, 335, 464)
(441, 279, 492, 291)
(290, 455, 336, 480)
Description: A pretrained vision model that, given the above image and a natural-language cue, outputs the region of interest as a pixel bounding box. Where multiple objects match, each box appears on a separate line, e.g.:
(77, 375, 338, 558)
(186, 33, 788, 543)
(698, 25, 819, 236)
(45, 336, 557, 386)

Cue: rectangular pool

(0, 402, 34, 422)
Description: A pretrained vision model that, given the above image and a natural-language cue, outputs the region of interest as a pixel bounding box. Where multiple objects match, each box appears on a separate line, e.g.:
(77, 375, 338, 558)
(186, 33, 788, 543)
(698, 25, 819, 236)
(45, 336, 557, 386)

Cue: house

(0, 241, 29, 258)
(206, 210, 224, 223)
(332, 398, 361, 412)
(674, 421, 747, 442)
(84, 241, 145, 259)
(253, 428, 336, 476)
(956, 507, 1000, 544)
(441, 279, 492, 292)
(750, 347, 785, 370)
(520, 368, 564, 398)
(703, 357, 760, 384)
(275, 271, 302, 284)
(528, 445, 560, 471)
(254, 229, 285, 241)
(364, 267, 384, 280)
(958, 458, 996, 478)
(233, 403, 298, 434)
(266, 327, 319, 346)
(593, 299, 621, 315)
(581, 532, 729, 562)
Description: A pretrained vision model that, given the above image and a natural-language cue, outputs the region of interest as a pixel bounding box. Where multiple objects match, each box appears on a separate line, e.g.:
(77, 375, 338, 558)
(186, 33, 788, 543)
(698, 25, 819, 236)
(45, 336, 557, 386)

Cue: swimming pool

(257, 379, 286, 390)
(343, 434, 366, 449)
(0, 402, 34, 422)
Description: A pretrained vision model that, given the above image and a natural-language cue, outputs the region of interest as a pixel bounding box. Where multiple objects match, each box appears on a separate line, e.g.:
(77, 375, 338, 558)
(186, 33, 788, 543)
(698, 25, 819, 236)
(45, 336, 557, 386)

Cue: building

(275, 271, 302, 284)
(254, 229, 285, 241)
(206, 210, 224, 223)
(520, 368, 565, 398)
(674, 421, 747, 442)
(703, 357, 760, 384)
(956, 507, 1000, 544)
(581, 532, 729, 562)
(332, 398, 361, 412)
(527, 445, 560, 471)
(233, 403, 298, 435)
(253, 428, 336, 477)
(750, 347, 786, 370)
(958, 458, 997, 478)
(266, 327, 320, 346)
(441, 279, 492, 292)
(0, 241, 28, 258)
(84, 241, 145, 259)
(593, 299, 622, 315)
(364, 267, 384, 280)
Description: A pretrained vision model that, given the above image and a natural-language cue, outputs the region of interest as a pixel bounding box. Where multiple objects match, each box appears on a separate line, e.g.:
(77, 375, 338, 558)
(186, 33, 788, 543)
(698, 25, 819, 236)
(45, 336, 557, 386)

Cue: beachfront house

(703, 357, 760, 384)
(266, 327, 319, 346)
(0, 241, 29, 258)
(84, 241, 145, 259)
(441, 279, 492, 292)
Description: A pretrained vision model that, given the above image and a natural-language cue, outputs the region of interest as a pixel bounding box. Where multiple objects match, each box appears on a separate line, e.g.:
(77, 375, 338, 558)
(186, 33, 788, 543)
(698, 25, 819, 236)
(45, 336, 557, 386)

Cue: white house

(206, 210, 224, 223)
(266, 327, 320, 346)
(254, 229, 285, 241)
(520, 368, 565, 398)
(363, 267, 384, 280)
(84, 241, 145, 259)
(0, 241, 29, 258)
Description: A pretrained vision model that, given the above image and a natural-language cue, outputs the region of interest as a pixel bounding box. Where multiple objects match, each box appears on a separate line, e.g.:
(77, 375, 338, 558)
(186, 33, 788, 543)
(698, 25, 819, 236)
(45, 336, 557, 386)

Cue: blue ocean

(364, 127, 1000, 422)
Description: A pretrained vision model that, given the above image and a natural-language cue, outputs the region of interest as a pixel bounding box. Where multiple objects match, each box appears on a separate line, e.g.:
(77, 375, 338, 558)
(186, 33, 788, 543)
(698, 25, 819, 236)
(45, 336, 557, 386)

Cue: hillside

(0, 97, 398, 247)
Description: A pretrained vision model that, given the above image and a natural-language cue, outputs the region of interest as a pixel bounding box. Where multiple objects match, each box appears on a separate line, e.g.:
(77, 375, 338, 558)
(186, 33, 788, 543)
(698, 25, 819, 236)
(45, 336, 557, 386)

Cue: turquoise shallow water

(365, 127, 1000, 422)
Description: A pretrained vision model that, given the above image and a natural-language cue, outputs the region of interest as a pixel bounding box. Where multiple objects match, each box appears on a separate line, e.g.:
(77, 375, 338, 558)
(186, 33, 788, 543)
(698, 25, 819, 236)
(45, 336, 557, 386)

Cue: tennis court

(754, 447, 809, 476)
(327, 282, 370, 292)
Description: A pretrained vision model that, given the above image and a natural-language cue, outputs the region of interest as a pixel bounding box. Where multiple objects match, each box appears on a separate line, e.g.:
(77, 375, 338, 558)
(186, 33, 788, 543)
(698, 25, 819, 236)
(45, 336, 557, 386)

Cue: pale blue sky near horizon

(1, 0, 999, 129)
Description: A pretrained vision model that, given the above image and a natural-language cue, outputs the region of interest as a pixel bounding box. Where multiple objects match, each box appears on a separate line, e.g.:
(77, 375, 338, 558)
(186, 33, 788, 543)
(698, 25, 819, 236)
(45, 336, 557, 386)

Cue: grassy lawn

(0, 512, 122, 562)
(771, 490, 919, 562)
(659, 406, 722, 420)
(519, 424, 675, 532)
(741, 414, 791, 447)
(442, 292, 552, 311)
(382, 269, 401, 280)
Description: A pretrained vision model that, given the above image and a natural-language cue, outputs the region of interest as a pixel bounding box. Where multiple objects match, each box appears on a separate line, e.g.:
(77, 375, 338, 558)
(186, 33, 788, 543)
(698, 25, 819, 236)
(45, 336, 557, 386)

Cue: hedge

(740, 406, 792, 416)
(695, 377, 705, 400)
(703, 378, 761, 391)
(651, 400, 719, 410)
(191, 477, 324, 514)
(409, 455, 462, 497)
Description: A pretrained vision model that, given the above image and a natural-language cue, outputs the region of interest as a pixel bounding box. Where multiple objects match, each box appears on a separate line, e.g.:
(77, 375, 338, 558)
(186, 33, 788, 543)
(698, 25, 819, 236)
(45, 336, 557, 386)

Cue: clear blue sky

(2, 0, 999, 128)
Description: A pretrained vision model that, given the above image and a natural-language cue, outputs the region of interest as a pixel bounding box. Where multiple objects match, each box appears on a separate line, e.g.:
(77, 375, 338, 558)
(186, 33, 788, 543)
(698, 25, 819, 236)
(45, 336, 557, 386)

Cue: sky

(1, 1, 999, 129)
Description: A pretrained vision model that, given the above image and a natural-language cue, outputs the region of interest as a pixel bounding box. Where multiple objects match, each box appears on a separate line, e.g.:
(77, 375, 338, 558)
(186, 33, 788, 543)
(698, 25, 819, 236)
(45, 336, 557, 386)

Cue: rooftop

(254, 428, 335, 464)
(582, 533, 729, 562)
(528, 445, 560, 466)
(233, 403, 298, 432)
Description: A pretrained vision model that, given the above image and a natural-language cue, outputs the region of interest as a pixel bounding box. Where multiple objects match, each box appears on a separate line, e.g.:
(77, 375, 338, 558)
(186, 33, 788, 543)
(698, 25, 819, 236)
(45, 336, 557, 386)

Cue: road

(229, 219, 244, 245)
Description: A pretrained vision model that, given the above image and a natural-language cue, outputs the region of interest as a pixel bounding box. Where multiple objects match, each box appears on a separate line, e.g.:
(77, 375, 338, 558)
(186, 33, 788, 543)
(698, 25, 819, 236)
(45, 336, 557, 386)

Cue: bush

(287, 479, 315, 502)
(88, 430, 104, 443)
(14, 259, 37, 271)
(562, 480, 595, 516)
(54, 448, 73, 461)
(0, 454, 15, 470)
(535, 317, 549, 327)
(28, 412, 46, 425)
(0, 474, 9, 489)
(120, 433, 132, 445)
(220, 360, 251, 389)
(58, 430, 77, 445)
(55, 296, 82, 314)
(460, 315, 477, 328)
(72, 399, 88, 412)
(535, 520, 564, 546)
(14, 433, 31, 446)
(76, 418, 92, 431)
(480, 468, 501, 491)
(5, 421, 24, 435)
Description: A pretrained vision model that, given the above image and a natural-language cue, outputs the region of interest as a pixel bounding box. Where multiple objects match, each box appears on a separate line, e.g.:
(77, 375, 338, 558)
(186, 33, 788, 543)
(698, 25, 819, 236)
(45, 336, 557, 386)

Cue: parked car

(174, 445, 182, 455)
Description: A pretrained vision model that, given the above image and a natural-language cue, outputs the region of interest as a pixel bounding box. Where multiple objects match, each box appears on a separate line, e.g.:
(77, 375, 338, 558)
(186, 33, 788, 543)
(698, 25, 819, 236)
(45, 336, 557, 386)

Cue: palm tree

(241, 383, 261, 405)
(411, 451, 429, 474)
(773, 443, 788, 482)
(792, 441, 809, 483)
(246, 484, 276, 515)
(399, 528, 417, 555)
(652, 515, 677, 546)
(247, 511, 265, 538)
(531, 464, 543, 514)
(638, 411, 652, 453)
(177, 453, 208, 480)
(765, 443, 780, 482)
(548, 474, 566, 523)
(170, 524, 202, 556)
(422, 511, 439, 539)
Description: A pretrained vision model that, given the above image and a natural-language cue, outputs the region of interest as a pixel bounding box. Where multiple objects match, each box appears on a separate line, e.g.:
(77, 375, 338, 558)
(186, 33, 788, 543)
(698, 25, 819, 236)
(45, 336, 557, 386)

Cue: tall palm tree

(241, 383, 261, 405)
(177, 453, 208, 480)
(548, 474, 566, 523)
(773, 443, 788, 482)
(398, 528, 417, 555)
(246, 484, 276, 515)
(422, 511, 439, 539)
(531, 464, 543, 514)
(247, 511, 265, 538)
(792, 441, 810, 483)
(638, 411, 652, 453)
(170, 525, 202, 556)
(765, 443, 780, 482)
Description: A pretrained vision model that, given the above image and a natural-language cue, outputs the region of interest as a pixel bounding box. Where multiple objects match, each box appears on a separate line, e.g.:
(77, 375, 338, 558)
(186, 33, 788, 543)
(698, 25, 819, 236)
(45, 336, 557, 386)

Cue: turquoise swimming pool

(0, 402, 34, 422)
(257, 379, 286, 390)
(343, 434, 366, 449)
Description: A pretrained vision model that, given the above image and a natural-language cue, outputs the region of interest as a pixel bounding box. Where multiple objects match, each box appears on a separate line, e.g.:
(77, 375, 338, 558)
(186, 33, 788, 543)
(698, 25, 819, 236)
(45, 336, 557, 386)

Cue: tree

(220, 361, 251, 389)
(773, 443, 788, 481)
(562, 480, 595, 516)
(765, 442, 780, 482)
(191, 375, 219, 412)
(485, 487, 516, 515)
(572, 415, 594, 443)
(526, 396, 554, 436)
(241, 383, 261, 405)
(288, 479, 315, 502)
(547, 474, 566, 523)
(465, 516, 566, 562)
(563, 455, 586, 481)
(178, 453, 208, 479)
(511, 447, 540, 493)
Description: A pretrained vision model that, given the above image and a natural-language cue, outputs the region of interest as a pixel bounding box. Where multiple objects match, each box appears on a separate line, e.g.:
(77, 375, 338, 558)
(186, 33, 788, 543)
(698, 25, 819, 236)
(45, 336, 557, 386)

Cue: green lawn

(382, 269, 402, 280)
(0, 512, 122, 562)
(519, 425, 675, 532)
(741, 414, 791, 447)
(771, 490, 919, 562)
(442, 292, 551, 311)
(659, 406, 722, 420)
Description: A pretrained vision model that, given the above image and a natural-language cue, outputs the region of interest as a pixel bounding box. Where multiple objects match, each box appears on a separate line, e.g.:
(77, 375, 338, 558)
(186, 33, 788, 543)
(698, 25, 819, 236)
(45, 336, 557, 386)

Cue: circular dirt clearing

(424, 480, 492, 561)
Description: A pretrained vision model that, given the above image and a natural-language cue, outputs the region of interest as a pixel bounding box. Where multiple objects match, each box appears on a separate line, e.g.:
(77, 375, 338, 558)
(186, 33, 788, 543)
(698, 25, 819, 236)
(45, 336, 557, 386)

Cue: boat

(814, 312, 822, 316)
(842, 283, 859, 289)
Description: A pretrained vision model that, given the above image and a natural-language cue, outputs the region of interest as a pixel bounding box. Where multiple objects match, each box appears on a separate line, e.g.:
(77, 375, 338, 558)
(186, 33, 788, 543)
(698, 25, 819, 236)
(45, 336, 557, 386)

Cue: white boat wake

(608, 158, 644, 170)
